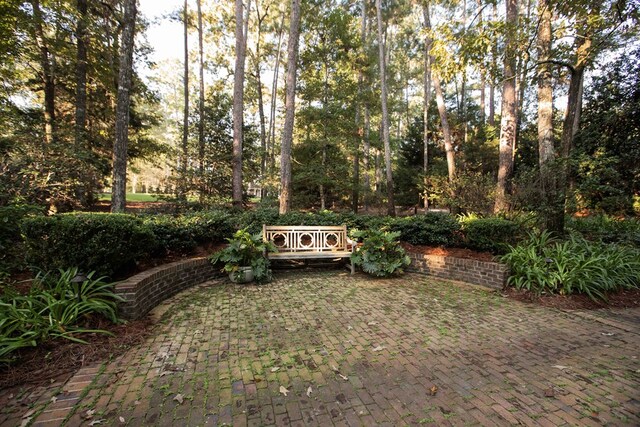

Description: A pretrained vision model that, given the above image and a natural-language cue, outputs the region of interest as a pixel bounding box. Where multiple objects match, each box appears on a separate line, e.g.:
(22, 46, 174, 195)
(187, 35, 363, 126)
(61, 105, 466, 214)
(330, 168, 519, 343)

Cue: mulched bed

(402, 243, 640, 311)
(401, 242, 496, 262)
(0, 316, 153, 392)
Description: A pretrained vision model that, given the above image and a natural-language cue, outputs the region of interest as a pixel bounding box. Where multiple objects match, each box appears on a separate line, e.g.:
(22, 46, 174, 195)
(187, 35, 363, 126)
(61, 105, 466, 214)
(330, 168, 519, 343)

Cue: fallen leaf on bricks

(552, 365, 570, 370)
(50, 396, 57, 404)
(429, 385, 438, 396)
(279, 386, 289, 397)
(270, 367, 280, 372)
(339, 374, 349, 381)
(84, 409, 96, 419)
(88, 420, 105, 426)
(173, 394, 184, 404)
(119, 416, 126, 423)
(307, 386, 313, 397)
(372, 345, 385, 352)
(21, 409, 36, 419)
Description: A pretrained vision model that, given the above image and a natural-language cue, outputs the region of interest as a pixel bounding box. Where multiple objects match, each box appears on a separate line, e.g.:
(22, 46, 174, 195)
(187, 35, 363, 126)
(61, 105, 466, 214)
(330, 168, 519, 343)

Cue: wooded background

(1, 0, 638, 233)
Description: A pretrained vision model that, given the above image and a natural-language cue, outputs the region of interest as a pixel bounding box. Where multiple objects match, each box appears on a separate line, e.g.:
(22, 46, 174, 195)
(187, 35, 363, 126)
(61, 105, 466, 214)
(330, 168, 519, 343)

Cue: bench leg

(350, 262, 355, 275)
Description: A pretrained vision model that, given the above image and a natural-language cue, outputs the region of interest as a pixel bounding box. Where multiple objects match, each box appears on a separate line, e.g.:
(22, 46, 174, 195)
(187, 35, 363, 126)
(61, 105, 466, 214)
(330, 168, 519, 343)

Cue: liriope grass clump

(500, 231, 640, 301)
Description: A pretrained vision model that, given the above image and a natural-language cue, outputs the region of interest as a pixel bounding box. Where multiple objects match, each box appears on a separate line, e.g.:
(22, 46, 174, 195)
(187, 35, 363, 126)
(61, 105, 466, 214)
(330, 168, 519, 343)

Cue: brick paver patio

(23, 271, 640, 425)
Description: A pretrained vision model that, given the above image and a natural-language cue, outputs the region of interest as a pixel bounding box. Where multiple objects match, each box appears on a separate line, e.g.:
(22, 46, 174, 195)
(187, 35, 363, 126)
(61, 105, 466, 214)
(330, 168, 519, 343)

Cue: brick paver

(20, 271, 640, 425)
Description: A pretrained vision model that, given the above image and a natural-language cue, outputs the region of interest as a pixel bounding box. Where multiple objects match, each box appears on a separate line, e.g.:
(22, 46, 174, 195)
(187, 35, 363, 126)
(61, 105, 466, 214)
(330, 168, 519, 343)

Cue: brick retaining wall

(406, 251, 509, 289)
(115, 252, 509, 319)
(115, 257, 222, 320)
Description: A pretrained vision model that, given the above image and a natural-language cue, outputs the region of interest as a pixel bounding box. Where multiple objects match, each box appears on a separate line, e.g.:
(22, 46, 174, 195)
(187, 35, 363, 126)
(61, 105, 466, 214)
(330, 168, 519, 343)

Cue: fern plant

(350, 229, 410, 277)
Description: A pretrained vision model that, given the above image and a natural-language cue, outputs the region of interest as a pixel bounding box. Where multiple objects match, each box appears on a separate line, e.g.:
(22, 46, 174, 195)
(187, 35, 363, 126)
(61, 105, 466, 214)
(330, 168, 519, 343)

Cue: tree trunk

(353, 0, 367, 214)
(424, 5, 455, 183)
(362, 3, 371, 213)
(488, 2, 497, 127)
(111, 0, 137, 213)
(478, 0, 485, 124)
(255, 2, 267, 199)
(494, 0, 518, 213)
(537, 0, 560, 232)
(375, 0, 395, 217)
(75, 0, 88, 148)
(267, 11, 285, 177)
(232, 0, 247, 208)
(30, 0, 56, 145)
(422, 3, 433, 210)
(197, 0, 205, 188)
(279, 0, 301, 214)
(181, 0, 189, 201)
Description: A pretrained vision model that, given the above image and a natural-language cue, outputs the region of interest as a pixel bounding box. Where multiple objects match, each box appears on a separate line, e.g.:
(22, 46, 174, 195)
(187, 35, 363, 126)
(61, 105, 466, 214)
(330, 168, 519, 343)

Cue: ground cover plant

(350, 229, 410, 277)
(0, 268, 121, 363)
(500, 231, 640, 301)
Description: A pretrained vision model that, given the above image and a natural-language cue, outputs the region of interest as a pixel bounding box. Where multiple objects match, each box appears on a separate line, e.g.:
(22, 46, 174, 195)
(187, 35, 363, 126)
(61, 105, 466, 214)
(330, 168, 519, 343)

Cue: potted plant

(210, 229, 276, 284)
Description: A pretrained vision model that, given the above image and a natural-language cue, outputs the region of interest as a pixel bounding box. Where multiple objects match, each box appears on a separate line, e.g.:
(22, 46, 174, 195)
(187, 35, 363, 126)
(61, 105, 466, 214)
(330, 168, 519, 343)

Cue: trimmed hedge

(21, 213, 156, 278)
(1, 205, 42, 273)
(16, 208, 534, 279)
(461, 216, 523, 254)
(390, 213, 461, 246)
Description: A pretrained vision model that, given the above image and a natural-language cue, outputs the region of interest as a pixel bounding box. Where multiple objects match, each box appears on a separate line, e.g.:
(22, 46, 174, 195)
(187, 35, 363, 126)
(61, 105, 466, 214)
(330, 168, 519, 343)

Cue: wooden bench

(262, 225, 355, 274)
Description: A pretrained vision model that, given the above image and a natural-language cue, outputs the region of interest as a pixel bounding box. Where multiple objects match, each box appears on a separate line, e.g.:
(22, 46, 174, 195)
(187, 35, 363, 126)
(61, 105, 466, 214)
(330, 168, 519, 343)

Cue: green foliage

(141, 210, 233, 256)
(350, 229, 410, 277)
(21, 213, 156, 278)
(575, 47, 640, 214)
(0, 204, 42, 272)
(500, 232, 640, 301)
(459, 214, 523, 254)
(566, 216, 640, 248)
(0, 268, 121, 363)
(390, 213, 461, 246)
(210, 229, 276, 284)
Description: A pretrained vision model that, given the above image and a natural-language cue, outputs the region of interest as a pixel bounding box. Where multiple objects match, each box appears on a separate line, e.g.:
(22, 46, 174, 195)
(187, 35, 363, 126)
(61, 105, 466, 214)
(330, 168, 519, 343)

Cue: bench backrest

(262, 225, 349, 253)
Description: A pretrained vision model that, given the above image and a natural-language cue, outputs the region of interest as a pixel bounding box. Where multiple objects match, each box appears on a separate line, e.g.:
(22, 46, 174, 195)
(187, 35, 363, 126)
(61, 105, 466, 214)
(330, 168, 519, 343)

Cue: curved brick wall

(115, 257, 222, 320)
(406, 251, 508, 289)
(115, 252, 509, 320)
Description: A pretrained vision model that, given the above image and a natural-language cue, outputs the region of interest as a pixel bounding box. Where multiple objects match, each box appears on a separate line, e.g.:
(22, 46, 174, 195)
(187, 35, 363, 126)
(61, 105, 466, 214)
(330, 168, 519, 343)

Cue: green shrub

(142, 214, 197, 256)
(566, 215, 640, 248)
(390, 213, 461, 246)
(0, 268, 121, 362)
(21, 213, 156, 278)
(500, 231, 640, 301)
(460, 214, 523, 254)
(210, 229, 276, 284)
(182, 210, 234, 244)
(350, 229, 410, 277)
(0, 204, 42, 272)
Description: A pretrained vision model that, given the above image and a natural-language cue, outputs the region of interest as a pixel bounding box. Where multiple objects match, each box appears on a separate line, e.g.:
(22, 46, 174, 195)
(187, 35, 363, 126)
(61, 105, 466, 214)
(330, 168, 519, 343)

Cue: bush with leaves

(459, 214, 523, 254)
(500, 231, 640, 301)
(566, 215, 640, 248)
(210, 229, 276, 284)
(21, 213, 157, 279)
(0, 268, 121, 362)
(390, 213, 461, 246)
(350, 229, 410, 277)
(0, 204, 42, 273)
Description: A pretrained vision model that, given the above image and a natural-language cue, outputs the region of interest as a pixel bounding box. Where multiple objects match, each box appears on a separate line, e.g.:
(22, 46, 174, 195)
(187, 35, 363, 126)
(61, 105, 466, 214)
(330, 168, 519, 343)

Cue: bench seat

(262, 224, 355, 273)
